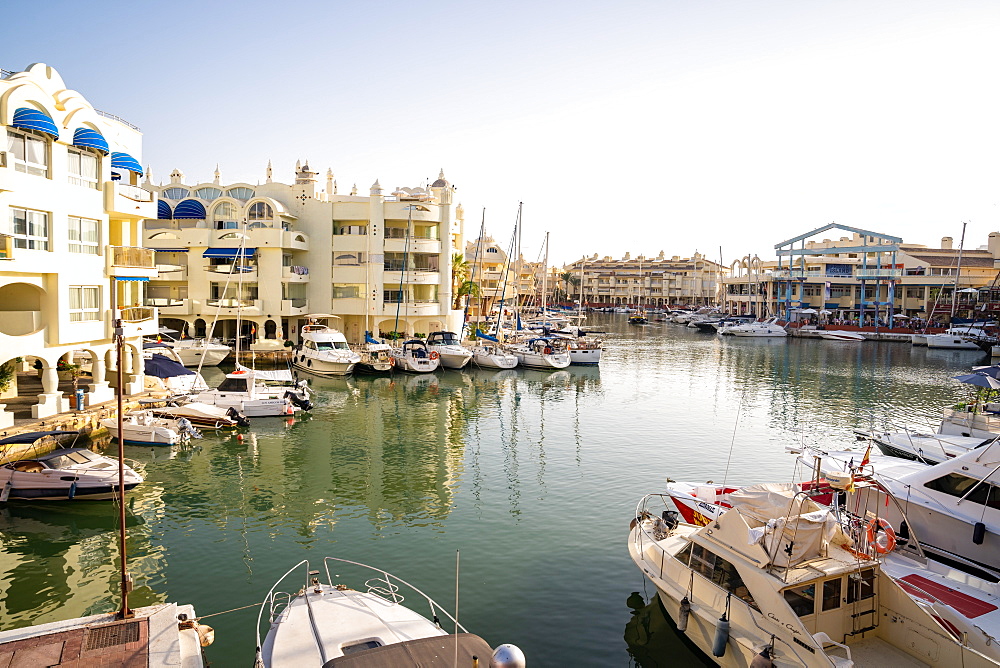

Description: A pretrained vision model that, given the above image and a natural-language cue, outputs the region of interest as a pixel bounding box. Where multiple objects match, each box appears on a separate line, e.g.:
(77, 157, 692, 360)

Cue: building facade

(563, 252, 725, 307)
(143, 166, 464, 345)
(0, 63, 157, 426)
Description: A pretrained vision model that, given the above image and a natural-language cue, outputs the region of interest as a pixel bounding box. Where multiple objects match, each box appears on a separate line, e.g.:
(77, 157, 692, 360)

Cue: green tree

(453, 280, 482, 310)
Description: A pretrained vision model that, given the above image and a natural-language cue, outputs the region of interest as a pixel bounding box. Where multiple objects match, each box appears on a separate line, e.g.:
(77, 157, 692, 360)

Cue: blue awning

(71, 127, 109, 154)
(113, 276, 150, 282)
(157, 200, 172, 219)
(110, 151, 143, 175)
(173, 199, 206, 219)
(202, 247, 257, 259)
(12, 107, 59, 138)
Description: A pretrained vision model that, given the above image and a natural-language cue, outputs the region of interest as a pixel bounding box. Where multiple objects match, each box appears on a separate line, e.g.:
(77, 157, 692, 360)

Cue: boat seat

(812, 632, 853, 667)
(13, 462, 44, 473)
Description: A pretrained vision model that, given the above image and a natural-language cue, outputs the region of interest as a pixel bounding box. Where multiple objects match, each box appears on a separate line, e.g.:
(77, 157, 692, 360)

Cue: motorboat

(147, 335, 231, 367)
(725, 317, 788, 337)
(661, 480, 1000, 663)
(192, 369, 303, 417)
(509, 337, 571, 370)
(141, 349, 210, 396)
(628, 311, 648, 325)
(471, 342, 519, 369)
(390, 339, 440, 373)
(0, 447, 142, 501)
(292, 323, 361, 376)
(912, 333, 928, 346)
(803, 443, 1000, 573)
(818, 330, 866, 341)
(352, 336, 394, 374)
(567, 337, 602, 365)
(425, 331, 473, 369)
(149, 402, 250, 430)
(254, 556, 525, 668)
(629, 481, 998, 667)
(926, 327, 990, 351)
(854, 428, 998, 464)
(100, 410, 201, 446)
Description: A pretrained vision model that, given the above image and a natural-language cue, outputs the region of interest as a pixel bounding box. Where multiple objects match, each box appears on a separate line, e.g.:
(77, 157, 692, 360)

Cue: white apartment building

(0, 64, 158, 426)
(144, 166, 464, 344)
(564, 252, 725, 307)
(464, 236, 521, 320)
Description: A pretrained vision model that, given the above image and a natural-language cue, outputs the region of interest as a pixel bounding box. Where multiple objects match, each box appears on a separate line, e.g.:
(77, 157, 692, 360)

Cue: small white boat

(926, 327, 989, 351)
(193, 369, 301, 417)
(254, 556, 524, 668)
(567, 338, 602, 365)
(509, 337, 571, 370)
(149, 402, 250, 430)
(292, 323, 361, 376)
(912, 333, 928, 346)
(390, 339, 440, 373)
(352, 340, 394, 374)
(855, 428, 998, 464)
(818, 330, 866, 341)
(425, 331, 473, 369)
(152, 336, 232, 367)
(727, 317, 788, 337)
(471, 343, 519, 369)
(0, 447, 142, 501)
(101, 410, 201, 446)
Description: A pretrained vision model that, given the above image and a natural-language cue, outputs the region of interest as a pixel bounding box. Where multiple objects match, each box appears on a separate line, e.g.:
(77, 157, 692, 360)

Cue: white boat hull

(101, 417, 182, 446)
(173, 346, 231, 367)
(291, 354, 356, 376)
(568, 347, 601, 365)
(0, 450, 142, 501)
(391, 354, 440, 373)
(435, 350, 473, 369)
(818, 330, 865, 341)
(512, 351, 571, 369)
(926, 335, 982, 350)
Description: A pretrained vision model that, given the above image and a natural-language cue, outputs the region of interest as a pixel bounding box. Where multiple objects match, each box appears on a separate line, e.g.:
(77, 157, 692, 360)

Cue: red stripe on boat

(899, 574, 999, 619)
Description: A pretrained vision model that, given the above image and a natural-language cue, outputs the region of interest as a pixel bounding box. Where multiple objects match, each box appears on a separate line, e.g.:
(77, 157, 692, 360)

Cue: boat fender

(974, 521, 986, 545)
(68, 481, 77, 501)
(677, 596, 691, 632)
(866, 517, 896, 554)
(489, 644, 525, 668)
(429, 351, 440, 360)
(712, 613, 730, 657)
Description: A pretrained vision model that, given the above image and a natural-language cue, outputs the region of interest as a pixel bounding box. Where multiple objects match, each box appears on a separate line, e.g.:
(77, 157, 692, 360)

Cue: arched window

(226, 187, 255, 202)
(195, 187, 223, 200)
(212, 201, 239, 229)
(149, 232, 181, 240)
(248, 201, 273, 222)
(161, 187, 189, 200)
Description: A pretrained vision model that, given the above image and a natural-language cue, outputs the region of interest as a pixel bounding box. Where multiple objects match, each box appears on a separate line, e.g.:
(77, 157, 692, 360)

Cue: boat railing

(255, 559, 311, 652)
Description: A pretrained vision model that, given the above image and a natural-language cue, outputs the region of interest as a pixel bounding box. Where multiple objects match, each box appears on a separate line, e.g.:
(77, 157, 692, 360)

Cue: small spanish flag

(860, 443, 872, 468)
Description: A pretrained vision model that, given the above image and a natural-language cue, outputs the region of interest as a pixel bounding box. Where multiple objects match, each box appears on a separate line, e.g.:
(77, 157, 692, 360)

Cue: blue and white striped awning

(72, 127, 109, 154)
(12, 107, 59, 138)
(110, 151, 143, 175)
(173, 199, 206, 219)
(202, 247, 257, 259)
(157, 200, 172, 219)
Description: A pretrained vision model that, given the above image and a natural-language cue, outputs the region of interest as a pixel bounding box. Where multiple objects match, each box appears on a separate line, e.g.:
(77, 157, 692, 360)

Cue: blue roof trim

(157, 200, 172, 219)
(173, 199, 206, 219)
(202, 247, 257, 258)
(113, 276, 150, 282)
(110, 151, 143, 175)
(71, 127, 109, 154)
(11, 108, 59, 138)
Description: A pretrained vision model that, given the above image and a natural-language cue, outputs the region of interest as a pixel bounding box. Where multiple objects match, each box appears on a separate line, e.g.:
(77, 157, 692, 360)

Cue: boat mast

(541, 231, 549, 317)
(951, 221, 968, 323)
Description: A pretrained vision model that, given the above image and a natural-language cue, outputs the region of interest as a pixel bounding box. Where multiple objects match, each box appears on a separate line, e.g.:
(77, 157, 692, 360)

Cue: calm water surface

(0, 316, 987, 666)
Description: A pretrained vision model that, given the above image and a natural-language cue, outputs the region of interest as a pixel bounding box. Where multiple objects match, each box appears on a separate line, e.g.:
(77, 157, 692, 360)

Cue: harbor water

(0, 315, 985, 666)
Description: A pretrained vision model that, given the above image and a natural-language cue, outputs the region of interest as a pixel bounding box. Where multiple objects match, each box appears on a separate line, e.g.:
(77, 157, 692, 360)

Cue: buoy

(974, 521, 986, 545)
(196, 623, 215, 647)
(237, 434, 244, 441)
(712, 613, 730, 657)
(677, 596, 691, 632)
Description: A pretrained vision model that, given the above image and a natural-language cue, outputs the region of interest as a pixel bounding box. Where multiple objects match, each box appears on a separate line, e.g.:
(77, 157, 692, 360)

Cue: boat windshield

(43, 450, 98, 468)
(217, 377, 250, 392)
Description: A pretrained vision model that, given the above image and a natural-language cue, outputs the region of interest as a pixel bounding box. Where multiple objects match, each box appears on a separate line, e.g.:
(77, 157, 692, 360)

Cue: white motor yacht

(726, 317, 788, 337)
(0, 446, 142, 501)
(153, 336, 232, 367)
(390, 339, 440, 373)
(192, 369, 301, 417)
(254, 556, 524, 668)
(471, 342, 519, 369)
(509, 337, 571, 370)
(818, 330, 866, 341)
(101, 410, 201, 446)
(425, 331, 473, 369)
(149, 402, 250, 430)
(292, 323, 361, 376)
(629, 481, 997, 667)
(855, 428, 998, 464)
(926, 327, 989, 351)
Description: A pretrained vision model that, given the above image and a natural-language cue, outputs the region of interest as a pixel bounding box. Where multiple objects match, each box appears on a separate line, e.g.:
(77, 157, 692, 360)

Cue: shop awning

(72, 127, 109, 154)
(202, 247, 256, 259)
(110, 151, 143, 175)
(12, 107, 59, 138)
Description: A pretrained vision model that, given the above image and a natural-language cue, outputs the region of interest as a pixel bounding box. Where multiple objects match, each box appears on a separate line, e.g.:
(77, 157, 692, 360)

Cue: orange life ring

(388, 356, 396, 367)
(866, 517, 896, 554)
(429, 351, 440, 360)
(544, 347, 553, 355)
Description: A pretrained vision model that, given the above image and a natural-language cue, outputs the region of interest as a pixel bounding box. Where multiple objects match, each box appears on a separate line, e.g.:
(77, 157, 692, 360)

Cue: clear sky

(7, 0, 1000, 265)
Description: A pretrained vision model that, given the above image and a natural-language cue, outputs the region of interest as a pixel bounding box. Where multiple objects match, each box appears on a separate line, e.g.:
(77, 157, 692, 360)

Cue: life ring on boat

(544, 347, 552, 355)
(429, 351, 440, 360)
(388, 356, 396, 367)
(866, 517, 896, 554)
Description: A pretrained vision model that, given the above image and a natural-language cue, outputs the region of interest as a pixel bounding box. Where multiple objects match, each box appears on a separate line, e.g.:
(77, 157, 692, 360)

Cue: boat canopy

(144, 353, 195, 379)
(365, 331, 380, 344)
(0, 430, 78, 445)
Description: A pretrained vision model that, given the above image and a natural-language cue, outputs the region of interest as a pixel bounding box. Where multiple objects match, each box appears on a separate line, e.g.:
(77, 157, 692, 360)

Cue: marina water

(0, 316, 982, 666)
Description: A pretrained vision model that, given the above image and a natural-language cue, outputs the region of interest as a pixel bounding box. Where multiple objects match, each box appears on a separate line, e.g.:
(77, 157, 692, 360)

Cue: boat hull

(568, 348, 601, 365)
(818, 330, 866, 341)
(174, 346, 230, 367)
(512, 352, 571, 369)
(472, 353, 518, 369)
(291, 357, 356, 376)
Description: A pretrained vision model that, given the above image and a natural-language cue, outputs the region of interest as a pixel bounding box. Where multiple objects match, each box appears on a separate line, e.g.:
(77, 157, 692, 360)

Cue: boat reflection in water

(623, 592, 713, 667)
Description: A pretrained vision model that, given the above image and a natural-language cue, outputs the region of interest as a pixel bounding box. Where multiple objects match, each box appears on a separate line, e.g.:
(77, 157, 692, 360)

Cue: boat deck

(847, 636, 928, 667)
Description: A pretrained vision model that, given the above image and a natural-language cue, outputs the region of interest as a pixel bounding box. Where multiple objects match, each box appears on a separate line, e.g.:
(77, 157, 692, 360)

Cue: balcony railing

(206, 298, 256, 308)
(115, 183, 155, 202)
(855, 268, 903, 278)
(287, 298, 307, 308)
(111, 246, 156, 268)
(145, 298, 184, 307)
(95, 109, 140, 131)
(120, 306, 154, 322)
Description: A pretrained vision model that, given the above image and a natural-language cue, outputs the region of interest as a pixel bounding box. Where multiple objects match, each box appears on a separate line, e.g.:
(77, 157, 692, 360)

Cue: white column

(32, 364, 64, 418)
(87, 352, 113, 404)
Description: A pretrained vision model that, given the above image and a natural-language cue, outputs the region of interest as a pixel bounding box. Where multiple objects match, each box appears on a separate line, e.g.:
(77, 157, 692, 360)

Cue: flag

(860, 443, 872, 468)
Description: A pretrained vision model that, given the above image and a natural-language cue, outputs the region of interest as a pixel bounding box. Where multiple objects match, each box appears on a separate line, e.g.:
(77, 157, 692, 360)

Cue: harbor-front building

(143, 166, 464, 345)
(564, 252, 725, 308)
(0, 64, 157, 427)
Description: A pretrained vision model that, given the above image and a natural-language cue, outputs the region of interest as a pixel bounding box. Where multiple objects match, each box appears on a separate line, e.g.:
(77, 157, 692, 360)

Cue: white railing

(115, 183, 154, 202)
(855, 268, 903, 278)
(95, 109, 140, 131)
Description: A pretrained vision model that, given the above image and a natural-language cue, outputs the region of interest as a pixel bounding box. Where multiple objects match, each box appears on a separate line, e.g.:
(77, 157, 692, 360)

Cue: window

(161, 187, 190, 200)
(7, 129, 48, 176)
(925, 473, 1000, 509)
(905, 287, 925, 299)
(10, 208, 49, 250)
(333, 252, 364, 266)
(67, 149, 99, 188)
(783, 583, 816, 617)
(384, 227, 407, 239)
(383, 289, 405, 302)
(335, 224, 367, 235)
(822, 578, 842, 612)
(195, 187, 222, 200)
(212, 201, 239, 228)
(846, 569, 876, 603)
(688, 543, 757, 608)
(226, 187, 254, 201)
(486, 247, 498, 253)
(332, 284, 364, 299)
(68, 286, 100, 321)
(248, 201, 273, 221)
(68, 216, 100, 254)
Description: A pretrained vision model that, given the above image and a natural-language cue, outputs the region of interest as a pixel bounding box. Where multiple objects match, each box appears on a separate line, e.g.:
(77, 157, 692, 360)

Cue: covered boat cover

(0, 430, 78, 445)
(145, 353, 195, 378)
(323, 633, 493, 668)
(235, 362, 293, 382)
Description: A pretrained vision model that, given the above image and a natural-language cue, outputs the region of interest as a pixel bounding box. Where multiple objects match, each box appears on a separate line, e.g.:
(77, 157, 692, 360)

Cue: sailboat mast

(542, 231, 549, 315)
(951, 221, 968, 322)
(112, 280, 131, 619)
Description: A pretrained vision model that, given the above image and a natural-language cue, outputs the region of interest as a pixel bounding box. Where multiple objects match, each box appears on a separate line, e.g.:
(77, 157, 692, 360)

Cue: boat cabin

(401, 340, 430, 357)
(427, 331, 460, 346)
(216, 373, 253, 393)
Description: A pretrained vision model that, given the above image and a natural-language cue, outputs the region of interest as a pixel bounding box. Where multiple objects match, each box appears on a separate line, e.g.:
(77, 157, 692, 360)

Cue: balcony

(204, 299, 263, 316)
(855, 268, 903, 278)
(280, 298, 308, 316)
(107, 245, 158, 279)
(383, 237, 442, 254)
(282, 266, 311, 282)
(147, 298, 192, 315)
(206, 264, 258, 278)
(0, 233, 11, 260)
(246, 226, 309, 249)
(381, 300, 442, 316)
(155, 264, 187, 280)
(114, 305, 158, 338)
(383, 270, 440, 285)
(105, 182, 157, 219)
(770, 270, 825, 279)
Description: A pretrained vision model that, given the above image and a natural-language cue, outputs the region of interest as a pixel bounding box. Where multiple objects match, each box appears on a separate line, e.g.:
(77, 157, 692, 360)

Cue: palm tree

(452, 252, 470, 292)
(453, 280, 482, 310)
